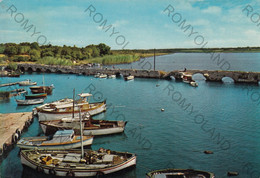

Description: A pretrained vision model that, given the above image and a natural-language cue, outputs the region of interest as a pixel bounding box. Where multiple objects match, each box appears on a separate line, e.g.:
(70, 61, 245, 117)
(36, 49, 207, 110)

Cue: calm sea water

(0, 53, 260, 178)
(109, 53, 260, 72)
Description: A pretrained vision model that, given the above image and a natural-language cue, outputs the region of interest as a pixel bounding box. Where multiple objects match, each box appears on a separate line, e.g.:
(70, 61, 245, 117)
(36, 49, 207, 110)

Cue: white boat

(94, 73, 100, 78)
(37, 93, 106, 121)
(18, 79, 37, 86)
(108, 75, 116, 78)
(146, 169, 215, 178)
(16, 98, 44, 105)
(99, 74, 107, 78)
(17, 130, 93, 150)
(190, 81, 198, 87)
(39, 117, 127, 136)
(124, 75, 134, 81)
(20, 148, 136, 177)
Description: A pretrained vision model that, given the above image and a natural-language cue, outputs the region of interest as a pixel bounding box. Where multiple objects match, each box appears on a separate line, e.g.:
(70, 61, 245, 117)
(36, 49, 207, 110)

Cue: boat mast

(72, 88, 75, 118)
(78, 104, 84, 158)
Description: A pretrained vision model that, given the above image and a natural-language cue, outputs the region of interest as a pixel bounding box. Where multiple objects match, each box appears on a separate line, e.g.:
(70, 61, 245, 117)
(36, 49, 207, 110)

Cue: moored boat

(37, 93, 106, 121)
(30, 85, 54, 95)
(146, 169, 215, 178)
(20, 148, 136, 177)
(99, 74, 107, 78)
(16, 98, 44, 105)
(39, 116, 127, 136)
(190, 81, 198, 87)
(124, 75, 134, 81)
(108, 75, 116, 78)
(18, 79, 37, 86)
(17, 130, 93, 150)
(25, 93, 47, 99)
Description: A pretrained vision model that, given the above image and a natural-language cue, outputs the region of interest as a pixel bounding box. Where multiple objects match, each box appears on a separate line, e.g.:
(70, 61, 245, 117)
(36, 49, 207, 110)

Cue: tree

(30, 42, 40, 50)
(4, 46, 18, 56)
(98, 43, 110, 56)
(18, 46, 30, 54)
(29, 49, 40, 61)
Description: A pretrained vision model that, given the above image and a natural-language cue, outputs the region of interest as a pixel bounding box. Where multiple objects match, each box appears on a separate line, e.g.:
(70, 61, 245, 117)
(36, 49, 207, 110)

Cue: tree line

(0, 42, 111, 62)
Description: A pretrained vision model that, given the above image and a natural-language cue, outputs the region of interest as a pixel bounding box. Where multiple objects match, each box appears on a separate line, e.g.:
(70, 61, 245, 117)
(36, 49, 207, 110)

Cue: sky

(0, 0, 260, 49)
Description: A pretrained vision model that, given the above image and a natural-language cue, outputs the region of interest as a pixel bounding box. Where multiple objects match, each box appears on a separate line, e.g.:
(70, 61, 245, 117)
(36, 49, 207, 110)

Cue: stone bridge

(17, 64, 260, 84)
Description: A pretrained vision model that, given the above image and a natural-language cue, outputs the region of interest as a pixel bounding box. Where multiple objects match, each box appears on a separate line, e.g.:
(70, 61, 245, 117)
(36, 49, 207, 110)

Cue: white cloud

(202, 6, 222, 14)
(112, 20, 128, 27)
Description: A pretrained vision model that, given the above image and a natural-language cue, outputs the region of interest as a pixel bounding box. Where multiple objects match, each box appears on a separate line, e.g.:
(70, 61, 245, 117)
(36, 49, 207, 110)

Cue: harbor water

(0, 53, 260, 178)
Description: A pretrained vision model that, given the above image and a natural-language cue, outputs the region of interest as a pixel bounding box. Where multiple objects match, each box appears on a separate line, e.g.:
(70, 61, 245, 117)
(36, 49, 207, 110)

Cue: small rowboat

(18, 79, 37, 86)
(124, 75, 134, 81)
(99, 74, 107, 78)
(16, 98, 44, 105)
(146, 169, 215, 178)
(25, 93, 47, 99)
(20, 148, 136, 177)
(17, 130, 93, 150)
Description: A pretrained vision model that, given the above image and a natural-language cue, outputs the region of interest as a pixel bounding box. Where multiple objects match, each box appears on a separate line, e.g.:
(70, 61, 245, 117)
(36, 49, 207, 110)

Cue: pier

(17, 64, 260, 84)
(0, 112, 33, 157)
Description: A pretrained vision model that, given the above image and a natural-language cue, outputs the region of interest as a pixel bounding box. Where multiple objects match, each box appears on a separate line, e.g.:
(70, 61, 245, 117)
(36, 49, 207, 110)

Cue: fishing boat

(39, 116, 127, 136)
(16, 98, 44, 105)
(99, 74, 107, 78)
(124, 75, 134, 81)
(17, 130, 93, 150)
(20, 148, 136, 177)
(146, 169, 215, 178)
(181, 73, 198, 87)
(190, 81, 198, 87)
(25, 93, 47, 99)
(37, 93, 106, 121)
(30, 85, 54, 95)
(18, 79, 37, 86)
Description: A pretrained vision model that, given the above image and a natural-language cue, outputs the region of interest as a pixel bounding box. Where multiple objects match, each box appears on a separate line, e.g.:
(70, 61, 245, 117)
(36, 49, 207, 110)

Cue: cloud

(202, 6, 222, 14)
(112, 20, 128, 27)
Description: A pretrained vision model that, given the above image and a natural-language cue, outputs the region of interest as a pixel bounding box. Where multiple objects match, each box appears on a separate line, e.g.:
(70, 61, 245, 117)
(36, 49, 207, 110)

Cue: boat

(94, 73, 100, 78)
(190, 81, 198, 87)
(20, 148, 136, 177)
(146, 169, 215, 178)
(16, 98, 44, 105)
(18, 79, 37, 86)
(30, 85, 54, 95)
(37, 93, 106, 121)
(39, 116, 127, 136)
(17, 130, 93, 150)
(99, 74, 107, 78)
(25, 93, 47, 99)
(108, 75, 116, 78)
(124, 75, 134, 81)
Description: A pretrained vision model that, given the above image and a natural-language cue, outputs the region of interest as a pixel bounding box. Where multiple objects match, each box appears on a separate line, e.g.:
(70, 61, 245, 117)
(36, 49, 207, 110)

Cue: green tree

(4, 46, 18, 56)
(98, 43, 110, 56)
(18, 46, 30, 54)
(30, 42, 40, 50)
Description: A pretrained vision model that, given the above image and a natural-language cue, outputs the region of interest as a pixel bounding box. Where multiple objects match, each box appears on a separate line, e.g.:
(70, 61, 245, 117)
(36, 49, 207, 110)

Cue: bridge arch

(192, 73, 206, 81)
(56, 70, 62, 74)
(19, 66, 25, 72)
(222, 76, 234, 83)
(27, 67, 33, 73)
(36, 68, 42, 73)
(45, 69, 52, 73)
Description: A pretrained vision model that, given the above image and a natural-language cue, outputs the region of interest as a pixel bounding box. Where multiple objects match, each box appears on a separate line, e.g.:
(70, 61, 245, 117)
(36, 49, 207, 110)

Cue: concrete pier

(0, 112, 33, 156)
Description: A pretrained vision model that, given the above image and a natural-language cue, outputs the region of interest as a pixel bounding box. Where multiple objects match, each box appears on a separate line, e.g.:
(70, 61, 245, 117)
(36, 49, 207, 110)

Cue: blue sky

(0, 0, 259, 49)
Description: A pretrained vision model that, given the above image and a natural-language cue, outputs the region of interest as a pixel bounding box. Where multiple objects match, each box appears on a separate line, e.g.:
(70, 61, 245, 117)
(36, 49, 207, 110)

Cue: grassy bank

(36, 57, 73, 66)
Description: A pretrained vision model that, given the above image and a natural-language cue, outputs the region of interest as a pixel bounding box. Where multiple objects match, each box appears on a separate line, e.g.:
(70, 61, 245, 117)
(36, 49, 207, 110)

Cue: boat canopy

(78, 93, 92, 97)
(54, 130, 74, 137)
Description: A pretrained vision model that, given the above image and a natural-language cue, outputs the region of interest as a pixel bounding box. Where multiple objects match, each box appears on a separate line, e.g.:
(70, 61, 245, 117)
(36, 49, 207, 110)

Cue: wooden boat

(20, 148, 136, 177)
(146, 169, 215, 178)
(17, 130, 93, 150)
(39, 116, 127, 136)
(25, 93, 47, 99)
(99, 74, 107, 78)
(124, 75, 134, 81)
(18, 79, 37, 86)
(16, 98, 44, 105)
(30, 85, 54, 95)
(37, 93, 106, 121)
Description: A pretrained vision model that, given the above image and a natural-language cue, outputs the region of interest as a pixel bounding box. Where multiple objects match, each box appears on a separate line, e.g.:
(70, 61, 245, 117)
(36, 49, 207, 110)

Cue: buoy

(161, 108, 165, 112)
(12, 133, 19, 144)
(16, 128, 21, 138)
(204, 150, 213, 154)
(227, 171, 239, 176)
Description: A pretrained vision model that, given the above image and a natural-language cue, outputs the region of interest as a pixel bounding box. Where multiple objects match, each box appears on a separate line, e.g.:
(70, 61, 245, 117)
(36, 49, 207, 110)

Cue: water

(108, 53, 260, 72)
(0, 54, 260, 178)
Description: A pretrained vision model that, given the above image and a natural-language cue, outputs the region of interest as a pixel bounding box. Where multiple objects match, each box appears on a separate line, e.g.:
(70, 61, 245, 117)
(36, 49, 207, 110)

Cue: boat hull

(40, 123, 125, 136)
(25, 93, 47, 99)
(20, 150, 136, 177)
(17, 137, 93, 150)
(16, 98, 44, 105)
(38, 103, 106, 121)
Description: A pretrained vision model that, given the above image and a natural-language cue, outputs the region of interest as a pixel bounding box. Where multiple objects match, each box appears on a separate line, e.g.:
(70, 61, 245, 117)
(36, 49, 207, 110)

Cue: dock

(0, 112, 33, 156)
(0, 82, 19, 87)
